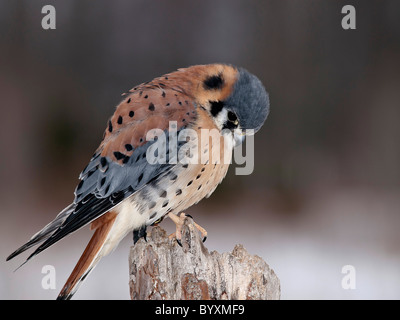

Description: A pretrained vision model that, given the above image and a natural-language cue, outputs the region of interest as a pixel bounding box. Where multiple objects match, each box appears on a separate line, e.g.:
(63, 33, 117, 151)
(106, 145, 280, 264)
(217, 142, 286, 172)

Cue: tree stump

(128, 218, 280, 300)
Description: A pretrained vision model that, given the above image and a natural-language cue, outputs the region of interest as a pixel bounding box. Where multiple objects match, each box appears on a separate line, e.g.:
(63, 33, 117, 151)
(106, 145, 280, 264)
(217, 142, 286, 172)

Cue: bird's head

(224, 67, 270, 134)
(193, 64, 270, 140)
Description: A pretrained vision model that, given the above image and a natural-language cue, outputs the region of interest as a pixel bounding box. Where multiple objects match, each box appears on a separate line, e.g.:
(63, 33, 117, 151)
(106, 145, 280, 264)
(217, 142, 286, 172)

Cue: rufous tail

(57, 211, 117, 300)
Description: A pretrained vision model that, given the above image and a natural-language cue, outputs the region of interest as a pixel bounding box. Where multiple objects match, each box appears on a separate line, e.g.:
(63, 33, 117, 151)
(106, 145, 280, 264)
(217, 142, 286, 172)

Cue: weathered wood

(129, 217, 280, 300)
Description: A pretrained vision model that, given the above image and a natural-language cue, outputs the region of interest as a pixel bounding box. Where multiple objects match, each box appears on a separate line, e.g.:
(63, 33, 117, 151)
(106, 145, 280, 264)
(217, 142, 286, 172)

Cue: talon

(168, 212, 208, 246)
(168, 231, 183, 246)
(193, 221, 208, 243)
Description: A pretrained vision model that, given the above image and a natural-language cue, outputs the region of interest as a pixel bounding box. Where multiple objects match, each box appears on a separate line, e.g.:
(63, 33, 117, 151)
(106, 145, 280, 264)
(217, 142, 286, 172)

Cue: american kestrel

(7, 64, 270, 299)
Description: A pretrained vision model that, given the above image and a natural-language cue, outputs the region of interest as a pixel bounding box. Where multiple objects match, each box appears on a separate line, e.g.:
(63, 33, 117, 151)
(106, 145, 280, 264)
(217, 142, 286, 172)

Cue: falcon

(7, 64, 270, 299)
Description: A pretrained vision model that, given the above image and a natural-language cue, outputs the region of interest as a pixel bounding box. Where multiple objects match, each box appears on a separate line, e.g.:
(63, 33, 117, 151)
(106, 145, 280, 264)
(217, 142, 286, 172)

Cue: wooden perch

(128, 217, 280, 300)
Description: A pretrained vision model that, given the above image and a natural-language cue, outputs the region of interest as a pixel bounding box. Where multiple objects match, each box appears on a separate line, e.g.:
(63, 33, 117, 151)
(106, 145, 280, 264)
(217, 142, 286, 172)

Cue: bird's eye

(227, 111, 238, 123)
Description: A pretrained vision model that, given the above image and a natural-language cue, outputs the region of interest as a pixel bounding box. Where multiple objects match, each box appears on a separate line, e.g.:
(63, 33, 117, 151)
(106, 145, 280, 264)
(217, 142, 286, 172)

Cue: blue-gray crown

(225, 68, 270, 133)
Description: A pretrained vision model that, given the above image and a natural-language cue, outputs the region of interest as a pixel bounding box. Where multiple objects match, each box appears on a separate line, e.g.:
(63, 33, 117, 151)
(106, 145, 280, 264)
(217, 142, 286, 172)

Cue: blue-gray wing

(9, 84, 198, 263)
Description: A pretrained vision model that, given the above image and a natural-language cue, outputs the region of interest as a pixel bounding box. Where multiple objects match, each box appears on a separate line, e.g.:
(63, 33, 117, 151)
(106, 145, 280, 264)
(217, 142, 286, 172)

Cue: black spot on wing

(113, 151, 126, 161)
(100, 157, 108, 168)
(77, 180, 84, 191)
(122, 156, 130, 164)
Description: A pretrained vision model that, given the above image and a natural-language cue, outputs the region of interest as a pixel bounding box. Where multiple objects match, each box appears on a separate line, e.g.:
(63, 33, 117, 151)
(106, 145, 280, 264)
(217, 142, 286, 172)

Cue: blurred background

(1, 0, 399, 299)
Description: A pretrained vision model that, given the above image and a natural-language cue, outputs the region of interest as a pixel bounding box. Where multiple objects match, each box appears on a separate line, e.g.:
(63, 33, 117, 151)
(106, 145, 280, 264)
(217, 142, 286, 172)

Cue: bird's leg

(168, 212, 208, 246)
(167, 212, 185, 246)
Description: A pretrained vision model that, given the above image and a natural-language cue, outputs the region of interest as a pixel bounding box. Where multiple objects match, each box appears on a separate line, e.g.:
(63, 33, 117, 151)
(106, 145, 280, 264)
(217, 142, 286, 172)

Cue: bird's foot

(168, 212, 207, 246)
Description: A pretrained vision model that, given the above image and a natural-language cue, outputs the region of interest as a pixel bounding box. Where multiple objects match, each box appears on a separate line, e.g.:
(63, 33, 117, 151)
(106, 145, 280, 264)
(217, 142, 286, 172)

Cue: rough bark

(129, 218, 280, 300)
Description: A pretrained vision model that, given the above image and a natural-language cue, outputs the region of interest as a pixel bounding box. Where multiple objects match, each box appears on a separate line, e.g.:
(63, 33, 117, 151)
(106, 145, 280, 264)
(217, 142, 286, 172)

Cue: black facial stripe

(209, 101, 224, 117)
(203, 74, 224, 90)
